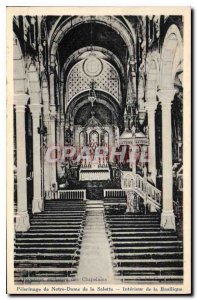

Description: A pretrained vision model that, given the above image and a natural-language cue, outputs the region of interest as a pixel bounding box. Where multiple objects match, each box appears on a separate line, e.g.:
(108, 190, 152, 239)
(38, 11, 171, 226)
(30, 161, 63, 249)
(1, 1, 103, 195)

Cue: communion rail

(103, 189, 126, 198)
(45, 189, 87, 200)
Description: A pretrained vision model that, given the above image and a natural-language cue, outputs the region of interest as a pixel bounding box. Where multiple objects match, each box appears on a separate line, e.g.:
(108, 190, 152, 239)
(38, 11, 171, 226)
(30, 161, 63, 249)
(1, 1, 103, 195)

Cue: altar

(79, 160, 110, 181)
(79, 168, 110, 181)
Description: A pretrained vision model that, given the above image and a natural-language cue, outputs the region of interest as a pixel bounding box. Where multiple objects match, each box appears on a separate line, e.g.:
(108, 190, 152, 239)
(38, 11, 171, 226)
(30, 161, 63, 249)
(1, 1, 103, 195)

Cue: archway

(145, 52, 160, 185)
(49, 16, 135, 58)
(160, 24, 183, 90)
(159, 24, 183, 230)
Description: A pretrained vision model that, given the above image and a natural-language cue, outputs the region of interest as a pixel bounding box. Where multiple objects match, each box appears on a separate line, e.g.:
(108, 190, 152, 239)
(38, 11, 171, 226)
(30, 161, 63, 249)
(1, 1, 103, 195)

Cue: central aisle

(77, 200, 115, 283)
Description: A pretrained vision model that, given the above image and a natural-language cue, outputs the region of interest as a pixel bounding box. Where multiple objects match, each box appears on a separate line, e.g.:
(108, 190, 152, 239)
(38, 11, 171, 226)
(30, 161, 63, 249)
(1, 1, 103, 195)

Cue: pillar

(57, 113, 65, 178)
(43, 112, 51, 197)
(14, 94, 30, 232)
(49, 105, 57, 190)
(158, 89, 176, 230)
(42, 83, 51, 197)
(29, 103, 43, 213)
(146, 99, 158, 185)
(56, 118, 62, 178)
(49, 61, 58, 190)
(49, 62, 56, 106)
(59, 113, 65, 148)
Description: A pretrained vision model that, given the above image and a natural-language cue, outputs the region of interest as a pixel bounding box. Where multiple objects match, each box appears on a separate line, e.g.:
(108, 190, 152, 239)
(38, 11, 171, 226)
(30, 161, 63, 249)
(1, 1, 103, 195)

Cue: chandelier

(88, 79, 97, 108)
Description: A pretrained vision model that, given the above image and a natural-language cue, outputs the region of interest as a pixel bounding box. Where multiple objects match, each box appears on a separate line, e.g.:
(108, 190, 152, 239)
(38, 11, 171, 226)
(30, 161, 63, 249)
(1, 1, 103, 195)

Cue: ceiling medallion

(83, 55, 103, 78)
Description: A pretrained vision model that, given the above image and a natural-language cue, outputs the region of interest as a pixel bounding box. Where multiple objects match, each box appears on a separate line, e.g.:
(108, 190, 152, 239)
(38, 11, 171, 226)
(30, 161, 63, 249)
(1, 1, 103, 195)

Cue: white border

(1, 0, 195, 299)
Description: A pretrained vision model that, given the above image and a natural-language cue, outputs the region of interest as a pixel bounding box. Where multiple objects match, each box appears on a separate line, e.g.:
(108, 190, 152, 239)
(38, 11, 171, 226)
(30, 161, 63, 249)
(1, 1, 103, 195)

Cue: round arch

(60, 46, 125, 114)
(61, 46, 125, 81)
(49, 16, 135, 59)
(65, 90, 121, 125)
(146, 51, 160, 95)
(160, 24, 183, 90)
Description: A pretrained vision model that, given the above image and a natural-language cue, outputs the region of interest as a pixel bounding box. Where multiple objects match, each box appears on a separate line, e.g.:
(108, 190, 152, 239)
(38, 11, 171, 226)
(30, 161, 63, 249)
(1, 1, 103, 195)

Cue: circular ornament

(83, 56, 103, 78)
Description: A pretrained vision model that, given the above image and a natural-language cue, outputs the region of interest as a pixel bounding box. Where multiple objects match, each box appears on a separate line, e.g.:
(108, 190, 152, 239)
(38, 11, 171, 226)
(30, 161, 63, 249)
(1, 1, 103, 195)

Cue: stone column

(59, 113, 65, 148)
(49, 62, 56, 106)
(56, 117, 62, 178)
(14, 94, 30, 232)
(57, 113, 65, 178)
(158, 89, 176, 230)
(43, 112, 51, 197)
(42, 84, 51, 197)
(49, 105, 57, 190)
(49, 61, 58, 190)
(29, 103, 43, 213)
(146, 99, 158, 185)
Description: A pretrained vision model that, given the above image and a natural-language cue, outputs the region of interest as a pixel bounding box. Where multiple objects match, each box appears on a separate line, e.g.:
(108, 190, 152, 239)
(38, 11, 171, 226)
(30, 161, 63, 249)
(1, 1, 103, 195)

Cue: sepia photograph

(6, 6, 191, 295)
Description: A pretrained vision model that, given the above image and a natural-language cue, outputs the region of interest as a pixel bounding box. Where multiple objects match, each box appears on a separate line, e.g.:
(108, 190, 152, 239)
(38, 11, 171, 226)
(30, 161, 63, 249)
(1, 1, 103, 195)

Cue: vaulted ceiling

(57, 22, 129, 72)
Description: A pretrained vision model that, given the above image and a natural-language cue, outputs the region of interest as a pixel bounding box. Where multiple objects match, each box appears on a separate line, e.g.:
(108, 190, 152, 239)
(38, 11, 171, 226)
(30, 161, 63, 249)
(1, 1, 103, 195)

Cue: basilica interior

(13, 15, 183, 284)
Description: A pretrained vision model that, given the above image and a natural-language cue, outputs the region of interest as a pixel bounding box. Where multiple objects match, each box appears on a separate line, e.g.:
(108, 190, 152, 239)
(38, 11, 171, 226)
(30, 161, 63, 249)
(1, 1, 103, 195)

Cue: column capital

(146, 101, 158, 111)
(14, 93, 29, 111)
(157, 89, 176, 104)
(146, 89, 157, 102)
(29, 103, 42, 116)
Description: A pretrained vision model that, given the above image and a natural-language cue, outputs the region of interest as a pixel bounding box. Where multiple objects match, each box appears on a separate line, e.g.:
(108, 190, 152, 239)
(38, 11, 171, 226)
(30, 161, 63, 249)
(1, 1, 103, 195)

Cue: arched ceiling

(47, 16, 137, 112)
(65, 90, 122, 126)
(61, 46, 125, 81)
(57, 22, 129, 71)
